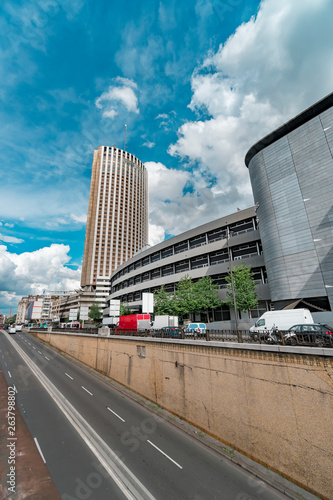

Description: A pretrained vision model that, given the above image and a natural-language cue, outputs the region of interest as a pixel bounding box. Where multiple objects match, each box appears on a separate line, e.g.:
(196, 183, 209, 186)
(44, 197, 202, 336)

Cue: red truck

(116, 314, 151, 333)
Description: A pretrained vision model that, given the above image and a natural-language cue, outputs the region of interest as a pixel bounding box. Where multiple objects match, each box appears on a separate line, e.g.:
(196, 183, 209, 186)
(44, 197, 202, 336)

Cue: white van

(250, 309, 313, 338)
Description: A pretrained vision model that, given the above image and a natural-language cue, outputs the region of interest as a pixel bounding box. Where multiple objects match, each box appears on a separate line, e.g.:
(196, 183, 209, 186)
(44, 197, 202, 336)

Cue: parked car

(8, 326, 16, 334)
(161, 327, 182, 338)
(184, 323, 206, 336)
(284, 323, 333, 346)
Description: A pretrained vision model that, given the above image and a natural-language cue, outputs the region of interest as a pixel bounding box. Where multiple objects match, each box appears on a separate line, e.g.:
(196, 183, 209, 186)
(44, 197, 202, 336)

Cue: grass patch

(222, 447, 234, 456)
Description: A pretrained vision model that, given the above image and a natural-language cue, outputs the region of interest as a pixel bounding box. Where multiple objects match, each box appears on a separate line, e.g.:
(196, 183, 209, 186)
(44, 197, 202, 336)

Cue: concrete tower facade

(81, 146, 148, 293)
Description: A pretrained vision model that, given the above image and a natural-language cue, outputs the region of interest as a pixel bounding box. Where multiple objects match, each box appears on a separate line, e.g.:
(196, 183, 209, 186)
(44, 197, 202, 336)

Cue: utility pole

(227, 229, 241, 341)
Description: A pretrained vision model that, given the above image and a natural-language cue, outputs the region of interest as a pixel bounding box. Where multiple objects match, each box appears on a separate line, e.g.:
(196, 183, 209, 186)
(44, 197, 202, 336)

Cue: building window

(174, 241, 188, 254)
(162, 264, 174, 276)
(209, 250, 228, 265)
(161, 247, 173, 259)
(191, 255, 208, 269)
(175, 260, 190, 273)
(207, 228, 226, 243)
(189, 234, 206, 248)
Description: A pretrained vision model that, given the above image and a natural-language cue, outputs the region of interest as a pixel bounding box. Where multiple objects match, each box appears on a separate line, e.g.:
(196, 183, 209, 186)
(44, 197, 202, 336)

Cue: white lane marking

(13, 385, 18, 393)
(45, 356, 50, 361)
(147, 440, 183, 469)
(8, 371, 12, 378)
(33, 346, 36, 349)
(65, 373, 73, 380)
(38, 351, 42, 354)
(82, 386, 93, 396)
(34, 437, 46, 463)
(107, 407, 125, 422)
(28, 342, 31, 345)
(4, 362, 7, 367)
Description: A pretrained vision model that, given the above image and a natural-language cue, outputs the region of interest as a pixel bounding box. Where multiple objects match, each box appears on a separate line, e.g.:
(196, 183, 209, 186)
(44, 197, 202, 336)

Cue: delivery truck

(116, 314, 151, 333)
(249, 308, 313, 339)
(150, 315, 178, 330)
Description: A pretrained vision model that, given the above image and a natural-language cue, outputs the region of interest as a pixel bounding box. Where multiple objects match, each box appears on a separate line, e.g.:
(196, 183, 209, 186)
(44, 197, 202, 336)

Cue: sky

(1, 0, 333, 316)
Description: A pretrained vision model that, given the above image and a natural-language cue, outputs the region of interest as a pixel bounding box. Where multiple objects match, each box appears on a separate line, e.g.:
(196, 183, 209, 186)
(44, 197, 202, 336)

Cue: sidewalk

(0, 369, 61, 499)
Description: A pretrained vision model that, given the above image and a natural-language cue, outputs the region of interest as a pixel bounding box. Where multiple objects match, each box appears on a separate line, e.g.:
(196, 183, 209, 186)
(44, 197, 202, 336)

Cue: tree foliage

(88, 303, 102, 321)
(195, 276, 221, 316)
(5, 315, 16, 325)
(224, 263, 258, 316)
(119, 302, 134, 316)
(153, 275, 221, 319)
(153, 286, 173, 315)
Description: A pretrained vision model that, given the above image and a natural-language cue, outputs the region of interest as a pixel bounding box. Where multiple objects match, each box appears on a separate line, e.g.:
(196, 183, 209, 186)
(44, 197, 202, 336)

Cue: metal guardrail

(26, 326, 333, 347)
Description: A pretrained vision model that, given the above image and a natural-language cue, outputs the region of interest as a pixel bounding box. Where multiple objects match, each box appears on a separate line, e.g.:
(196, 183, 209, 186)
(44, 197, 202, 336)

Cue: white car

(15, 324, 23, 331)
(184, 323, 207, 336)
(8, 326, 16, 334)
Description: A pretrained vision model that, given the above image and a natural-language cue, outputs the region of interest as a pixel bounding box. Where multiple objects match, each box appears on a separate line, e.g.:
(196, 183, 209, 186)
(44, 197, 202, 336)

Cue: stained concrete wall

(34, 332, 333, 499)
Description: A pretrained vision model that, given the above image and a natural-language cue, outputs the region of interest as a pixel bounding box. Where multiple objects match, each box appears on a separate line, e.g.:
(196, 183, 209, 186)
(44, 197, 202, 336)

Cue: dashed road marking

(107, 407, 125, 422)
(147, 440, 183, 469)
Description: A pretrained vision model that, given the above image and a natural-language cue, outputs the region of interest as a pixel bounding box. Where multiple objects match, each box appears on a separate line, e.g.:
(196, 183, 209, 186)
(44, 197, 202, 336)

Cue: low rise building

(106, 206, 269, 326)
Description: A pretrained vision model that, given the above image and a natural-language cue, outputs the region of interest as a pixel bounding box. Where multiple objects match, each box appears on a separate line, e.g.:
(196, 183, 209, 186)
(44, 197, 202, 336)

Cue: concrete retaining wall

(34, 332, 333, 499)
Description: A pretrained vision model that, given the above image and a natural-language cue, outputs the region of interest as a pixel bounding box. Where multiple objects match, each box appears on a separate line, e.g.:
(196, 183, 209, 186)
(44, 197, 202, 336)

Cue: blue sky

(1, 0, 333, 316)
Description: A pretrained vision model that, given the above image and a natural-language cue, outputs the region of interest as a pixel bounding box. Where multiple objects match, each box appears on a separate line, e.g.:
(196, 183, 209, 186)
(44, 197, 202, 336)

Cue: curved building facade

(246, 93, 333, 312)
(81, 146, 149, 288)
(106, 207, 270, 323)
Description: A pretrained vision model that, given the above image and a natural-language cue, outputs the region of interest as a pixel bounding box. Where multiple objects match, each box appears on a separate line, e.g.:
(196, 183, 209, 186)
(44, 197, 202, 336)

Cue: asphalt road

(0, 330, 302, 500)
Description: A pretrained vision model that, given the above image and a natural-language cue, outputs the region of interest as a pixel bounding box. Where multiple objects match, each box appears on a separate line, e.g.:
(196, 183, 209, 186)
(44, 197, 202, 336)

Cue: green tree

(119, 302, 134, 316)
(153, 286, 173, 315)
(194, 276, 221, 322)
(173, 275, 197, 317)
(88, 303, 102, 322)
(224, 263, 258, 317)
(5, 315, 16, 325)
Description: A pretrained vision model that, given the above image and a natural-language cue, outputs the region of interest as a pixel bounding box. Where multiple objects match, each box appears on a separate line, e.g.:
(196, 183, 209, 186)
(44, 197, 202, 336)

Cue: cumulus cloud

(95, 78, 139, 119)
(145, 161, 199, 243)
(167, 0, 333, 231)
(0, 244, 81, 311)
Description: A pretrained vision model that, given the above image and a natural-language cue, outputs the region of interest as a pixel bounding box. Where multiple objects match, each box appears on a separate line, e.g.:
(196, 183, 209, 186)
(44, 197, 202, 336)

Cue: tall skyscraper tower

(81, 146, 149, 297)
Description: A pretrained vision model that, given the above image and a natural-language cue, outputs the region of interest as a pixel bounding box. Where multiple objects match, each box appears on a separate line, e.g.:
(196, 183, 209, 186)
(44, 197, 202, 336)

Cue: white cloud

(0, 183, 89, 231)
(95, 79, 139, 119)
(167, 0, 333, 230)
(145, 162, 215, 244)
(70, 213, 87, 224)
(143, 140, 155, 149)
(148, 223, 165, 246)
(0, 244, 81, 311)
(0, 233, 24, 244)
(4, 223, 14, 228)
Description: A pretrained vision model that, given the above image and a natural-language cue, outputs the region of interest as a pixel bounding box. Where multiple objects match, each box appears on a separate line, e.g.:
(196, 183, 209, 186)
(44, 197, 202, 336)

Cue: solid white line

(65, 373, 73, 380)
(107, 407, 125, 422)
(34, 437, 46, 463)
(82, 386, 93, 396)
(8, 371, 12, 378)
(147, 440, 183, 469)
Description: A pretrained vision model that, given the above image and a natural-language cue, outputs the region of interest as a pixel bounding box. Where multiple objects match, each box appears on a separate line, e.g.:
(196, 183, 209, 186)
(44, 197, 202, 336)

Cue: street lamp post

(227, 229, 241, 342)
